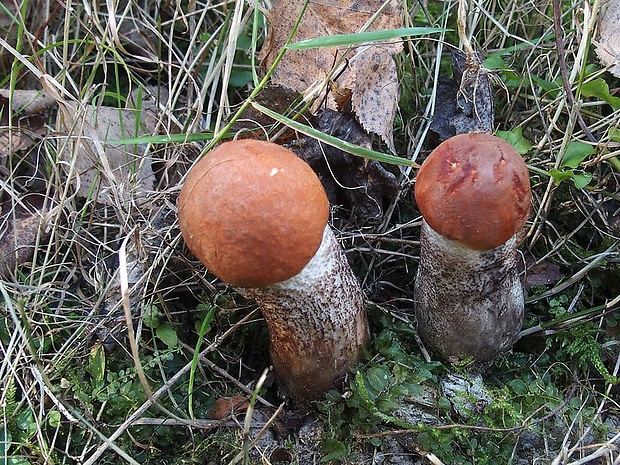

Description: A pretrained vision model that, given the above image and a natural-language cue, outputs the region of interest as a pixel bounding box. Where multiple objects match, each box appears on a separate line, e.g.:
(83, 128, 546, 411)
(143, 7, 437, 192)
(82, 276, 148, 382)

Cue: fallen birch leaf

(207, 396, 249, 420)
(525, 261, 563, 289)
(260, 0, 403, 150)
(595, 0, 620, 78)
(346, 46, 400, 151)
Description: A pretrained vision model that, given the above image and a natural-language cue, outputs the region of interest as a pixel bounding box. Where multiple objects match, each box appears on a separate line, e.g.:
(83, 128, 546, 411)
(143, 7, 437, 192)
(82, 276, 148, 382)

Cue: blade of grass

(251, 102, 415, 167)
(111, 132, 214, 146)
(286, 27, 445, 50)
(188, 306, 216, 420)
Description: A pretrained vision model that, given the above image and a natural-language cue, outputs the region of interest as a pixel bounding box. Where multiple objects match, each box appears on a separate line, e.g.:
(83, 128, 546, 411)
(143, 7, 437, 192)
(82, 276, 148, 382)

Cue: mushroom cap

(414, 133, 531, 250)
(178, 139, 330, 288)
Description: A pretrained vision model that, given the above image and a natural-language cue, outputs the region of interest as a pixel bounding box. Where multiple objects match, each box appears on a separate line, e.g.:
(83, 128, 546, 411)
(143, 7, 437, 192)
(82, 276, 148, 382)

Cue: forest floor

(0, 0, 619, 464)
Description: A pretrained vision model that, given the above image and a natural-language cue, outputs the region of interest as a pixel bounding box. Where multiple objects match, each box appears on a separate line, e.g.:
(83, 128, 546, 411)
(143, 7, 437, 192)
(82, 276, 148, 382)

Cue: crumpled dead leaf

(0, 90, 57, 277)
(260, 0, 403, 151)
(0, 89, 56, 156)
(0, 196, 45, 278)
(595, 0, 620, 77)
(207, 396, 249, 420)
(595, 0, 620, 78)
(525, 261, 563, 289)
(288, 109, 399, 223)
(430, 51, 495, 141)
(228, 85, 309, 143)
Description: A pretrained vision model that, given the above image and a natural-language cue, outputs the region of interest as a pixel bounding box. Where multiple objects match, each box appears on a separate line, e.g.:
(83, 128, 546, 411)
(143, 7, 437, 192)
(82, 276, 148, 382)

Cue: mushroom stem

(414, 221, 524, 363)
(247, 225, 369, 402)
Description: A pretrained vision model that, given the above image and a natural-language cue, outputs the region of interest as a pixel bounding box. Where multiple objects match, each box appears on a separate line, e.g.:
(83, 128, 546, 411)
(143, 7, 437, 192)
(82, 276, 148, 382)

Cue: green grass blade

(110, 132, 214, 146)
(188, 306, 216, 420)
(251, 102, 413, 167)
(285, 27, 445, 50)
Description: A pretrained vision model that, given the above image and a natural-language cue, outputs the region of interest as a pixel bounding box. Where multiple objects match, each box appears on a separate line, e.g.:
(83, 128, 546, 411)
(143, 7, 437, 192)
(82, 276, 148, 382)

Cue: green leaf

(286, 27, 444, 50)
(7, 458, 32, 465)
(156, 322, 178, 349)
(438, 396, 452, 411)
(320, 438, 351, 462)
(508, 379, 527, 395)
(561, 141, 595, 168)
(499, 70, 523, 89)
(229, 69, 254, 88)
(47, 410, 61, 428)
(483, 54, 506, 70)
(376, 397, 400, 412)
(251, 102, 413, 166)
(531, 74, 561, 96)
(581, 78, 620, 111)
(142, 304, 161, 329)
(607, 126, 620, 142)
(549, 168, 574, 184)
(16, 409, 36, 437)
(571, 172, 593, 189)
(0, 428, 11, 455)
(88, 343, 106, 385)
(548, 168, 592, 188)
(496, 127, 532, 154)
(365, 366, 390, 393)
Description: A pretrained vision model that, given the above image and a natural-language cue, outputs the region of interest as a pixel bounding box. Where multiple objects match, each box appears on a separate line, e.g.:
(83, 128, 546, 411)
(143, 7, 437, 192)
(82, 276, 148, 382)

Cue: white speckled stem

(414, 220, 524, 363)
(247, 226, 369, 402)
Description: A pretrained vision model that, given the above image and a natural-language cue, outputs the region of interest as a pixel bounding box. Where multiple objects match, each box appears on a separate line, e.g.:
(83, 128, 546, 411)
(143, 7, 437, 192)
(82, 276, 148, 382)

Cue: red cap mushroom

(413, 133, 531, 362)
(178, 139, 369, 402)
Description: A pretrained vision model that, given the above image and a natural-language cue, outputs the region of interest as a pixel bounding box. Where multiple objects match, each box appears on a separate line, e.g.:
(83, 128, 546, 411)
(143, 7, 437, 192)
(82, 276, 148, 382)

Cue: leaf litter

(260, 0, 403, 151)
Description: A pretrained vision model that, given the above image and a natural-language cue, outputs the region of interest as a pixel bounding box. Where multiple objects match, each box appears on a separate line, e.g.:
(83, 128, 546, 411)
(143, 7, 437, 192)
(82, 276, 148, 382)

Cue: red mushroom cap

(414, 133, 531, 250)
(178, 140, 329, 287)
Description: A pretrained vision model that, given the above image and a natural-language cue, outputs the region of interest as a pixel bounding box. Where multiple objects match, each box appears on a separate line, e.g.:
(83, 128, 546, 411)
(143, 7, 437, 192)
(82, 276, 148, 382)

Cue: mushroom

(178, 139, 369, 402)
(414, 133, 531, 363)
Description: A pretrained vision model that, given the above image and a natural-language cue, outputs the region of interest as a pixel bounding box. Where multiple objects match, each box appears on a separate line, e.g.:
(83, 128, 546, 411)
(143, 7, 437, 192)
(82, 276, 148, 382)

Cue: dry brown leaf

(0, 196, 44, 278)
(525, 261, 563, 288)
(260, 0, 403, 151)
(56, 103, 159, 204)
(0, 89, 56, 156)
(595, 0, 620, 77)
(207, 396, 249, 420)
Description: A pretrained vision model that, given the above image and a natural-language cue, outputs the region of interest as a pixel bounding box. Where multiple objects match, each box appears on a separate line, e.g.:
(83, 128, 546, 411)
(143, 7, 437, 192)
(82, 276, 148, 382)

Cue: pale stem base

(414, 221, 524, 363)
(248, 226, 370, 402)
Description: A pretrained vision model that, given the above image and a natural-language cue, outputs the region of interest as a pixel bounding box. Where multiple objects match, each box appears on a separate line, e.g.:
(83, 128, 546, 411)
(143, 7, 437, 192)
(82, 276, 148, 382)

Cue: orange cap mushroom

(178, 139, 329, 288)
(178, 140, 369, 402)
(414, 133, 531, 250)
(413, 133, 532, 363)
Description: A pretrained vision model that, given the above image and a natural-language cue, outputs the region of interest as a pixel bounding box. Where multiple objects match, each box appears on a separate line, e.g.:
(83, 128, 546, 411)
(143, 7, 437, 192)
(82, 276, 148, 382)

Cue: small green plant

(318, 316, 444, 461)
(316, 303, 617, 464)
(0, 379, 38, 465)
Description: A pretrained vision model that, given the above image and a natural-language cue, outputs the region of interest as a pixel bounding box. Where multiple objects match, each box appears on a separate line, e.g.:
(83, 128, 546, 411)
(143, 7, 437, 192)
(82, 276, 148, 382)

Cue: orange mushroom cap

(415, 133, 531, 250)
(178, 140, 329, 288)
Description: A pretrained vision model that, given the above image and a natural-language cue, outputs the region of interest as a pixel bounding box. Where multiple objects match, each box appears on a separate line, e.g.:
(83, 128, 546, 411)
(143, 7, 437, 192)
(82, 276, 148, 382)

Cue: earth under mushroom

(178, 139, 370, 402)
(414, 133, 532, 363)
